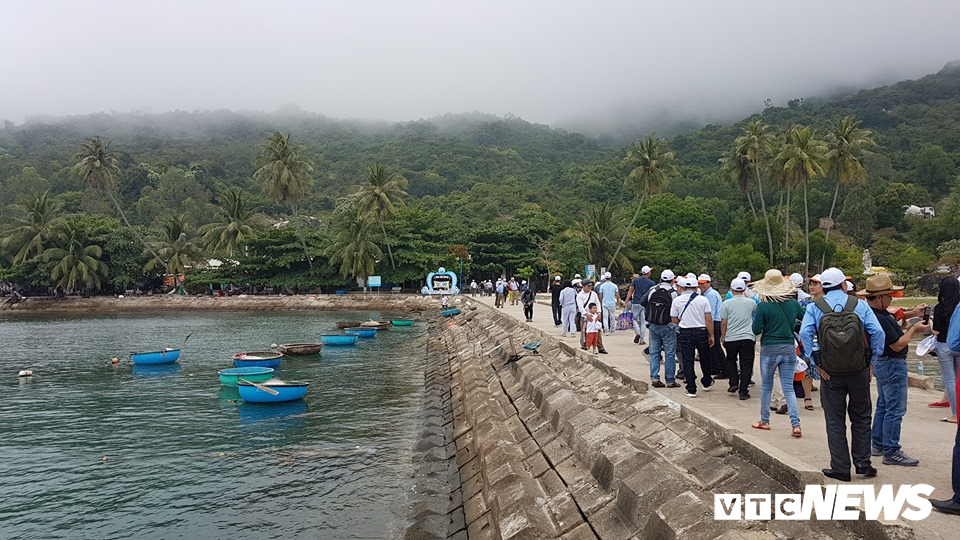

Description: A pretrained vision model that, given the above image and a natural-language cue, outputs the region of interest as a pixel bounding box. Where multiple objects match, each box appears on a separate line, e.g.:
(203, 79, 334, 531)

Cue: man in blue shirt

(799, 267, 884, 482)
(598, 272, 621, 336)
(626, 265, 656, 345)
(698, 274, 726, 380)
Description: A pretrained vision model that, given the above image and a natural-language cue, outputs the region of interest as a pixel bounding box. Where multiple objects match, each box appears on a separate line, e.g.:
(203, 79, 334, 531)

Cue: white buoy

(18, 370, 33, 377)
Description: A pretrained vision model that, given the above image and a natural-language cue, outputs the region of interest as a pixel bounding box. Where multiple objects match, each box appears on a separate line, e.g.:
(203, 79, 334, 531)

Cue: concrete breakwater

(411, 301, 912, 540)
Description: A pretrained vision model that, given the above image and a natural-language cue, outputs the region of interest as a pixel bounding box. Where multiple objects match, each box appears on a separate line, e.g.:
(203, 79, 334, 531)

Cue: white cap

(521, 280, 526, 285)
(730, 278, 747, 291)
(660, 269, 675, 282)
(845, 280, 854, 292)
(603, 271, 612, 279)
(641, 265, 652, 274)
(683, 277, 698, 288)
(697, 273, 711, 283)
(575, 273, 581, 278)
(820, 268, 846, 288)
(571, 278, 582, 286)
(736, 271, 752, 283)
(686, 273, 697, 280)
(788, 273, 804, 287)
(554, 275, 561, 281)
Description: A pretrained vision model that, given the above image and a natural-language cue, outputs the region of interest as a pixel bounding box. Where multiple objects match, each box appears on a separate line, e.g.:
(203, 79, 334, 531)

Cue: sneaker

(855, 465, 878, 477)
(561, 333, 568, 337)
(749, 379, 756, 386)
(871, 446, 883, 457)
(685, 392, 697, 398)
(882, 450, 919, 466)
(676, 372, 685, 380)
(643, 347, 650, 354)
(703, 380, 715, 391)
(598, 350, 608, 354)
(739, 392, 750, 400)
(634, 335, 641, 344)
(638, 339, 645, 345)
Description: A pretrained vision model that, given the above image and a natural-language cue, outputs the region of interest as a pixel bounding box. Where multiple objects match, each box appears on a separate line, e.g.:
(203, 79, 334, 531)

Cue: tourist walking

(550, 275, 564, 326)
(577, 281, 601, 349)
(643, 270, 678, 388)
(508, 278, 519, 305)
(598, 272, 620, 336)
(720, 278, 757, 399)
(626, 266, 655, 345)
(859, 275, 930, 466)
(672, 276, 715, 397)
(750, 269, 804, 437)
(698, 274, 727, 379)
(495, 279, 506, 308)
(559, 280, 578, 337)
(520, 283, 536, 322)
(934, 276, 960, 424)
(800, 267, 885, 482)
(470, 279, 478, 296)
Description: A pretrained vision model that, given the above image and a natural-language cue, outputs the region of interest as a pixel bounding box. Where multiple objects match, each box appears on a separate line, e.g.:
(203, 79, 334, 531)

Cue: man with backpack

(626, 265, 656, 345)
(799, 267, 885, 482)
(642, 269, 678, 388)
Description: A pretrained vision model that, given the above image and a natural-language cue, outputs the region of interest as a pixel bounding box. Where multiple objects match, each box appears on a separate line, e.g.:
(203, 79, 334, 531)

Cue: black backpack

(814, 296, 869, 376)
(645, 287, 674, 325)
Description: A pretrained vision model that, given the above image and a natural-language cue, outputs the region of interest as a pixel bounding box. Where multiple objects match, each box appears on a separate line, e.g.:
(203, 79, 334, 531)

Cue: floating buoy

(111, 357, 120, 364)
(101, 456, 109, 462)
(18, 370, 33, 377)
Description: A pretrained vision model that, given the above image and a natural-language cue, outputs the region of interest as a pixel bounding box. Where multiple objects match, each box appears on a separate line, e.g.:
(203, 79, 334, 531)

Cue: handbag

(616, 309, 633, 330)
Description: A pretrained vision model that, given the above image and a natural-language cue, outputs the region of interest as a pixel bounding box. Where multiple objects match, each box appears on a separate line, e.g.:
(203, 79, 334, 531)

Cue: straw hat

(856, 275, 904, 298)
(751, 269, 797, 300)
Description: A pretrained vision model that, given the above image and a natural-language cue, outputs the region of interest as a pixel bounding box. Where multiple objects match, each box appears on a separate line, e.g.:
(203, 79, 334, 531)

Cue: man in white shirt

(577, 281, 608, 354)
(672, 276, 715, 397)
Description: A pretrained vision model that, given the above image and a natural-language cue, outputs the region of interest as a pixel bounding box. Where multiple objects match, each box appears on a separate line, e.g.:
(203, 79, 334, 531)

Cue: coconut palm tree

(5, 190, 62, 263)
(355, 164, 408, 270)
(254, 132, 314, 269)
(777, 125, 829, 276)
(73, 137, 164, 267)
(735, 121, 776, 264)
(200, 188, 263, 257)
(719, 150, 756, 218)
(824, 116, 874, 267)
(329, 212, 383, 287)
(608, 136, 676, 269)
(574, 204, 635, 272)
(43, 222, 109, 293)
(145, 214, 201, 290)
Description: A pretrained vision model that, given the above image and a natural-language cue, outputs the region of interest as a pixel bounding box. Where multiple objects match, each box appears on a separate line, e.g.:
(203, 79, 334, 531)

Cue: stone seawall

(411, 301, 912, 540)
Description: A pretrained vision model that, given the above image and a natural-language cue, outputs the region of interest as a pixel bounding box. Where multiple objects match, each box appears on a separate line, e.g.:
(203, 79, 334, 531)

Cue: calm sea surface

(0, 311, 427, 540)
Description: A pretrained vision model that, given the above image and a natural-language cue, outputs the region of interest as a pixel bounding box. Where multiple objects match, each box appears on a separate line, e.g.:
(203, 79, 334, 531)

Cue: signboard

(421, 267, 460, 295)
(585, 265, 596, 279)
(368, 276, 382, 287)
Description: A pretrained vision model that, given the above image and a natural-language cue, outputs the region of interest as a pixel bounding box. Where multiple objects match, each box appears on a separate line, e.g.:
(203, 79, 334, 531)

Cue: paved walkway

(468, 293, 955, 539)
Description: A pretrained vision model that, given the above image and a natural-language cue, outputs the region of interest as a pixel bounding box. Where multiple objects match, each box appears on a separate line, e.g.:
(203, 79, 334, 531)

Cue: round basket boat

(277, 343, 322, 355)
(344, 327, 377, 338)
(132, 348, 181, 365)
(320, 334, 359, 346)
(233, 351, 283, 368)
(218, 366, 275, 387)
(237, 380, 309, 403)
(335, 320, 362, 329)
(440, 308, 461, 317)
(390, 319, 414, 326)
(360, 321, 390, 330)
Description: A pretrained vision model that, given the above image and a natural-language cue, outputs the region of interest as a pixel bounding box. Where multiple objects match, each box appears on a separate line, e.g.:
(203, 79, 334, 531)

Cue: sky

(2, 0, 959, 134)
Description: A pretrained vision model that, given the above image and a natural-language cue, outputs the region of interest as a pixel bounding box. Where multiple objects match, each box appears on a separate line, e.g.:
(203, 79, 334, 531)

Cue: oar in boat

(238, 377, 280, 395)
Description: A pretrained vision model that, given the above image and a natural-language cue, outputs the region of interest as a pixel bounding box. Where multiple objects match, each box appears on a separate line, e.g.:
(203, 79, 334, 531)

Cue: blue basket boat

(218, 367, 275, 387)
(131, 348, 181, 365)
(237, 380, 309, 403)
(320, 334, 359, 346)
(344, 327, 377, 338)
(440, 308, 461, 317)
(233, 351, 283, 368)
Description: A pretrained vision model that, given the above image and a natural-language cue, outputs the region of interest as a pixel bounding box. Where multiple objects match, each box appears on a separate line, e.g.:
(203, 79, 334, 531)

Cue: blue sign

(368, 275, 382, 287)
(422, 267, 460, 295)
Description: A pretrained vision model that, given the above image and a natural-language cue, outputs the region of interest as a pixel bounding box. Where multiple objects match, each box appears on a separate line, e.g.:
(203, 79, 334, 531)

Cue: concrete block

(731, 433, 824, 493)
(466, 511, 497, 540)
(663, 416, 725, 455)
(539, 469, 586, 534)
(490, 477, 562, 540)
(560, 523, 599, 540)
(522, 451, 551, 479)
(616, 463, 690, 531)
(555, 457, 616, 517)
(463, 491, 489, 526)
(645, 490, 733, 540)
(680, 403, 739, 445)
(587, 501, 640, 540)
(618, 412, 664, 440)
(908, 372, 934, 390)
(589, 439, 655, 490)
(542, 437, 574, 468)
(448, 506, 466, 535)
(678, 449, 737, 490)
(562, 409, 618, 446)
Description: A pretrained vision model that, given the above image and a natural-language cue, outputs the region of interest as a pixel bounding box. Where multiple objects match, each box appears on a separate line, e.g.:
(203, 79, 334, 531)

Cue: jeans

(602, 307, 616, 333)
(552, 300, 562, 326)
(724, 339, 755, 394)
(820, 369, 873, 474)
(561, 306, 577, 334)
(872, 357, 908, 456)
(760, 354, 800, 426)
(632, 303, 646, 341)
(936, 341, 960, 416)
(679, 327, 712, 395)
(648, 324, 676, 384)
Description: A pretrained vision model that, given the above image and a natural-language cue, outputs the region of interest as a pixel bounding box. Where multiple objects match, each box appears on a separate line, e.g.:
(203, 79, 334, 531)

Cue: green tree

(716, 243, 769, 284)
(73, 137, 165, 267)
(777, 125, 828, 276)
(571, 203, 635, 273)
(719, 149, 756, 217)
(254, 132, 315, 269)
(824, 116, 875, 268)
(355, 164, 409, 270)
(329, 212, 383, 287)
(43, 222, 109, 293)
(200, 188, 263, 257)
(144, 214, 201, 290)
(609, 136, 676, 268)
(4, 190, 62, 263)
(735, 120, 776, 264)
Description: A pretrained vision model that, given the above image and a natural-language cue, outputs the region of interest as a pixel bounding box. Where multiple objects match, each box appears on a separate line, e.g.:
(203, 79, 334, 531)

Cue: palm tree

(43, 222, 109, 293)
(574, 204, 635, 272)
(73, 137, 164, 267)
(329, 212, 383, 287)
(719, 150, 756, 218)
(254, 132, 314, 269)
(355, 164, 408, 270)
(5, 190, 61, 263)
(145, 214, 201, 290)
(777, 125, 828, 276)
(824, 116, 874, 268)
(608, 136, 676, 268)
(735, 121, 776, 264)
(200, 188, 263, 257)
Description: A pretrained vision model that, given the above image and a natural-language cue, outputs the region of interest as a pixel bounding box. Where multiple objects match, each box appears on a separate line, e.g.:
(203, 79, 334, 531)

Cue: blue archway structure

(421, 267, 460, 295)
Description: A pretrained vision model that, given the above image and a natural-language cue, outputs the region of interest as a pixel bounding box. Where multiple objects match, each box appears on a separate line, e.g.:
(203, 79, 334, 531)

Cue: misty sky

(2, 0, 959, 131)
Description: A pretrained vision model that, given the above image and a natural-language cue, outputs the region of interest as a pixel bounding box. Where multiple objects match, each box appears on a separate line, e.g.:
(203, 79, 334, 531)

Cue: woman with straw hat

(751, 269, 805, 437)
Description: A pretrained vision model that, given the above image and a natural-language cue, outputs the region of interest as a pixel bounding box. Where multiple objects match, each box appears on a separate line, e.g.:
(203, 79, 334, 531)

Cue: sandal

(792, 426, 802, 438)
(941, 417, 958, 424)
(804, 399, 814, 411)
(751, 421, 771, 430)
(929, 401, 950, 408)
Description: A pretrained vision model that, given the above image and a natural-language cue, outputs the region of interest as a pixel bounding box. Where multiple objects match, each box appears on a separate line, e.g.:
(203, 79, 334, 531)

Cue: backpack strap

(842, 295, 859, 313)
(813, 297, 833, 315)
(678, 292, 698, 322)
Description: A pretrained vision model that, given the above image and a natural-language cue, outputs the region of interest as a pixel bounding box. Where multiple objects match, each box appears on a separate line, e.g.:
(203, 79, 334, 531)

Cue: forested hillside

(2, 62, 959, 294)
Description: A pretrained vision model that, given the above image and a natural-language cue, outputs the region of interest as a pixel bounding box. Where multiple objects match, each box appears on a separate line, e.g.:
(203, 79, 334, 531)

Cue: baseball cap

(820, 268, 845, 288)
(809, 274, 821, 283)
(845, 280, 855, 292)
(554, 275, 561, 281)
(603, 271, 612, 280)
(686, 272, 697, 280)
(660, 269, 675, 282)
(683, 277, 698, 288)
(582, 280, 594, 287)
(521, 280, 526, 285)
(641, 265, 653, 274)
(788, 273, 804, 287)
(730, 278, 747, 291)
(697, 273, 712, 283)
(574, 273, 581, 278)
(736, 271, 752, 283)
